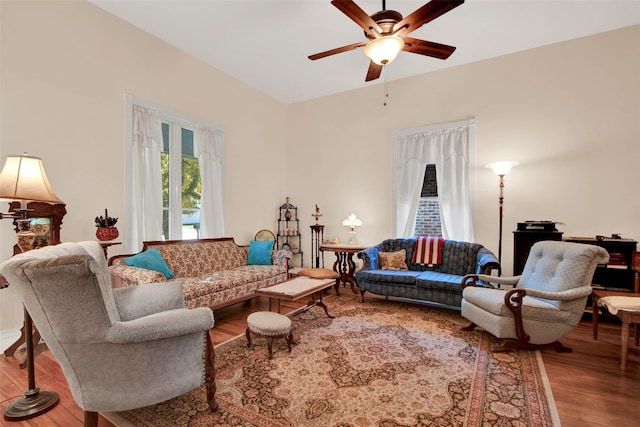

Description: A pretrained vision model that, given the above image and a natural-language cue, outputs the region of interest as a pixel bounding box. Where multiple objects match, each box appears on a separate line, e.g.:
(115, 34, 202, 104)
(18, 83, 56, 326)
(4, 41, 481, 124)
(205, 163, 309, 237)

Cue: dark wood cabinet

(563, 237, 637, 292)
(513, 230, 564, 275)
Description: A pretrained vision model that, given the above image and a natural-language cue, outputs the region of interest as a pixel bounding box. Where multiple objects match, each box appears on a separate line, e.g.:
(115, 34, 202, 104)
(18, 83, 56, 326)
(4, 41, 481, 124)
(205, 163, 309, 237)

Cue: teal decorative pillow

(124, 248, 174, 279)
(247, 240, 273, 265)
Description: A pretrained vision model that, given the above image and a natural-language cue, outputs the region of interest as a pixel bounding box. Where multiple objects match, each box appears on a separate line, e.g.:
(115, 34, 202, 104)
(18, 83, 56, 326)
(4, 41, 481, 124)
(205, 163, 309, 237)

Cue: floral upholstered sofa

(355, 238, 499, 308)
(108, 238, 290, 310)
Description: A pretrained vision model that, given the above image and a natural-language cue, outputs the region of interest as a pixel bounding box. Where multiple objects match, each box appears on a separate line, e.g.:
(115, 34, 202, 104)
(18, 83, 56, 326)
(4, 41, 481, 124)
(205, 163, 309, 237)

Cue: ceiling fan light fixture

(364, 36, 405, 65)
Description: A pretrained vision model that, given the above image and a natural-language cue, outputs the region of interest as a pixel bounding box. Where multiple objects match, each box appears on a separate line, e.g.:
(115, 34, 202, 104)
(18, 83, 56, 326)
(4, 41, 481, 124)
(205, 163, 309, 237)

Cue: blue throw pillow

(247, 240, 273, 265)
(124, 248, 174, 279)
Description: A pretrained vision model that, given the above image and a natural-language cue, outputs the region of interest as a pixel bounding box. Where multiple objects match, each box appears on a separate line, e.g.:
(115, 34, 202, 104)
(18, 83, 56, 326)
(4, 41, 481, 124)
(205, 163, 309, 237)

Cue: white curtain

(393, 119, 474, 241)
(194, 127, 225, 237)
(128, 105, 164, 251)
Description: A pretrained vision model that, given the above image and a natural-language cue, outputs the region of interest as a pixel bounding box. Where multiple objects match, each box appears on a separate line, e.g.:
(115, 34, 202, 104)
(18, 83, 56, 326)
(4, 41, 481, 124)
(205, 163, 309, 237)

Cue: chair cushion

(247, 311, 291, 336)
(297, 268, 340, 279)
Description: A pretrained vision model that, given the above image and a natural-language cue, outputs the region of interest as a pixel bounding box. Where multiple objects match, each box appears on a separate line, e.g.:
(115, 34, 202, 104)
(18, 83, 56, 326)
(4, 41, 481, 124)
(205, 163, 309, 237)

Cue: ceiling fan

(308, 0, 464, 82)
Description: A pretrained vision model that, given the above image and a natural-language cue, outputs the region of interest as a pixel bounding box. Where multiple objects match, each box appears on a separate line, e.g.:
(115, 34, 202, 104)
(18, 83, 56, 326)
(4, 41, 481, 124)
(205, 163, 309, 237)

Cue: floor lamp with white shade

(0, 153, 63, 421)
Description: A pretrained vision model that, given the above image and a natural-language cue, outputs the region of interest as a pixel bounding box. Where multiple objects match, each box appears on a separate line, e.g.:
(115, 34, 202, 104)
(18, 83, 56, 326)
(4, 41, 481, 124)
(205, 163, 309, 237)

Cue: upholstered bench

(245, 311, 293, 359)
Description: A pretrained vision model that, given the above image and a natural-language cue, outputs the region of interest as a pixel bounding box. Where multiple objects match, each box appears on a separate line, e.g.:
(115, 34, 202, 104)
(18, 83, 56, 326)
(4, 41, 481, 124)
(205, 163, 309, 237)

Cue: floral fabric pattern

(109, 239, 290, 309)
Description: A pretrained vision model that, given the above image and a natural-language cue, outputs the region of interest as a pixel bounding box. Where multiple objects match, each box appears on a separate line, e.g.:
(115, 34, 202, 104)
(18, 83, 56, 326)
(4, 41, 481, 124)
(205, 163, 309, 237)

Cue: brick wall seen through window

(414, 164, 442, 237)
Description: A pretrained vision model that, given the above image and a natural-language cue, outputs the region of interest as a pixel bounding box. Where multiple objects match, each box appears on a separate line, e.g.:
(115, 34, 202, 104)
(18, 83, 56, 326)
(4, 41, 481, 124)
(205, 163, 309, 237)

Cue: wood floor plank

(1, 295, 639, 426)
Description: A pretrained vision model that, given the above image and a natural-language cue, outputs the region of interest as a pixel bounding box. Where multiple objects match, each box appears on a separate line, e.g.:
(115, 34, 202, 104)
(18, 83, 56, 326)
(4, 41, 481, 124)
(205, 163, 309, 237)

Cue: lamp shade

(342, 213, 362, 228)
(363, 36, 405, 65)
(0, 154, 62, 203)
(485, 161, 519, 176)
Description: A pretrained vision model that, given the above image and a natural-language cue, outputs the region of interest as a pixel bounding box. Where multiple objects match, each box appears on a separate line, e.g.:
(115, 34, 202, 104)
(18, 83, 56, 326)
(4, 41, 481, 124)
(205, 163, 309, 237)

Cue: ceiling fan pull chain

(383, 66, 389, 106)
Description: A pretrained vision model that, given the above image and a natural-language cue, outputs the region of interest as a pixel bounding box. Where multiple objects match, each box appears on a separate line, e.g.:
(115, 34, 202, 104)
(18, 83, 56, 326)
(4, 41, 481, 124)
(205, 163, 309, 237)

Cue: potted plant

(95, 209, 119, 241)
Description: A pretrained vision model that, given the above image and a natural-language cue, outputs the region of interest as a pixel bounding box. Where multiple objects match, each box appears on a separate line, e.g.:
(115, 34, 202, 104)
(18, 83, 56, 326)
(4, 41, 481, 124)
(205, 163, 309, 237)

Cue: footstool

(245, 311, 293, 359)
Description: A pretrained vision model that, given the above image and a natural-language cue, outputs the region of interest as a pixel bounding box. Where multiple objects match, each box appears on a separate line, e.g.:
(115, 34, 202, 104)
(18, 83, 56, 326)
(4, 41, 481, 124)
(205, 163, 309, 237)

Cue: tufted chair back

(518, 240, 609, 310)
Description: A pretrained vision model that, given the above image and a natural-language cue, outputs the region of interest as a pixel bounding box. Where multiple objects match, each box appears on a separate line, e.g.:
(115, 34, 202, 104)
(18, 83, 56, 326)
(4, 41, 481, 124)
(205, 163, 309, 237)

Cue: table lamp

(342, 213, 362, 245)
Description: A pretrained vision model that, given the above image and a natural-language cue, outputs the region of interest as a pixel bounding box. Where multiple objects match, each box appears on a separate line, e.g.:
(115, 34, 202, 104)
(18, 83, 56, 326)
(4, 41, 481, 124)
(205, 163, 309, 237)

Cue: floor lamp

(0, 153, 63, 421)
(486, 161, 519, 268)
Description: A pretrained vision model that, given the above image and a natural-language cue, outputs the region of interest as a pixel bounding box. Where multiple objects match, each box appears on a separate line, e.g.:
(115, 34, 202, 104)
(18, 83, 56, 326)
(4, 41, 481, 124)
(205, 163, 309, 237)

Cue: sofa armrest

(476, 247, 501, 274)
(272, 249, 292, 268)
(109, 264, 167, 287)
(357, 246, 383, 270)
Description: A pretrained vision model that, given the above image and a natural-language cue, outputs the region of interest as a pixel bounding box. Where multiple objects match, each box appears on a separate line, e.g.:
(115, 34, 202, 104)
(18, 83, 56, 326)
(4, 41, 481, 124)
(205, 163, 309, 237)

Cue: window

(414, 165, 442, 237)
(393, 118, 475, 242)
(124, 96, 225, 252)
(161, 123, 201, 240)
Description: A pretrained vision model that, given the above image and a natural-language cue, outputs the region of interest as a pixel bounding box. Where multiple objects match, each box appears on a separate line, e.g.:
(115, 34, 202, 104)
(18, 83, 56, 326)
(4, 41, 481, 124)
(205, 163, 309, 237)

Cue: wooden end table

(256, 276, 336, 318)
(319, 244, 366, 294)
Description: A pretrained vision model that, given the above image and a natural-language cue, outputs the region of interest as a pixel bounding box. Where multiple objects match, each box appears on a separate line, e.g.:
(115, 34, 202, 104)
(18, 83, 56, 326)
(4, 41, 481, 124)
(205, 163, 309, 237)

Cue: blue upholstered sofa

(355, 238, 500, 308)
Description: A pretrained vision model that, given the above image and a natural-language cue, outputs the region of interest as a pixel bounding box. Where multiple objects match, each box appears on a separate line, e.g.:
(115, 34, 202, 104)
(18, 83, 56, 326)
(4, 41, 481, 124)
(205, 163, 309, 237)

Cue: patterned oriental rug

(103, 294, 560, 427)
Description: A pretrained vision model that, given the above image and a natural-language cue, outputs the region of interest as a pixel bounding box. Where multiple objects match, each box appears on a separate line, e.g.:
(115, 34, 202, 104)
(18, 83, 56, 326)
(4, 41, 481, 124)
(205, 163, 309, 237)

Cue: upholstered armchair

(0, 241, 217, 427)
(461, 241, 609, 352)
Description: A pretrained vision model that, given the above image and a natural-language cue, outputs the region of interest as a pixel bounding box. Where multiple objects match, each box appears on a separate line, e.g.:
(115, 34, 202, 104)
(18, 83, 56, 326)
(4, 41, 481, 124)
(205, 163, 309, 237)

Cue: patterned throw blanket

(412, 236, 445, 266)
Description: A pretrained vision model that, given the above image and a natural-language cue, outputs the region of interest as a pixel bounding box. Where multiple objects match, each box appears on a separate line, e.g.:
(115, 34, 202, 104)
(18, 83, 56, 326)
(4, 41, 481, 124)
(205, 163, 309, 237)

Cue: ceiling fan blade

(392, 0, 464, 37)
(331, 0, 382, 38)
(402, 37, 456, 59)
(308, 41, 367, 60)
(365, 61, 383, 82)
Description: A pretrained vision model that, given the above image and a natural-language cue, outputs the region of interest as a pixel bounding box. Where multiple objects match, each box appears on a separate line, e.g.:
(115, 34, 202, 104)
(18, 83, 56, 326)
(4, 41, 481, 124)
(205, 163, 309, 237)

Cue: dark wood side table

(99, 241, 122, 259)
(319, 244, 366, 294)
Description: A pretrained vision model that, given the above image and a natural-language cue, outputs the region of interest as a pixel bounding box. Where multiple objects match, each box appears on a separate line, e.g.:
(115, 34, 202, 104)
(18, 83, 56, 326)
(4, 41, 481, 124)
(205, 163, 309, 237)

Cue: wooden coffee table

(256, 276, 336, 318)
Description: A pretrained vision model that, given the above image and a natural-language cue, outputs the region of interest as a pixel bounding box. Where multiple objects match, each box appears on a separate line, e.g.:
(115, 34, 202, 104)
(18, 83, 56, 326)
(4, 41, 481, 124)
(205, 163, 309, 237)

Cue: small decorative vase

(96, 226, 119, 241)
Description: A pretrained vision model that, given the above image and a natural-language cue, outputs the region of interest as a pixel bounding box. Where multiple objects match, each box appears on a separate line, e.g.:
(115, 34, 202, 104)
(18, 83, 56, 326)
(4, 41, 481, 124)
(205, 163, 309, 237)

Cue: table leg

(593, 293, 599, 340)
(621, 320, 630, 371)
(332, 251, 359, 294)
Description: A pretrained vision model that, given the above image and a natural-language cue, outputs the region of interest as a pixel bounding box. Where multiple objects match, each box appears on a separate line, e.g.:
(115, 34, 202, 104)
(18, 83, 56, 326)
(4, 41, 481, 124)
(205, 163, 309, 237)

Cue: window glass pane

(162, 122, 170, 153)
(182, 209, 199, 239)
(182, 128, 194, 158)
(162, 209, 169, 241)
(181, 129, 201, 213)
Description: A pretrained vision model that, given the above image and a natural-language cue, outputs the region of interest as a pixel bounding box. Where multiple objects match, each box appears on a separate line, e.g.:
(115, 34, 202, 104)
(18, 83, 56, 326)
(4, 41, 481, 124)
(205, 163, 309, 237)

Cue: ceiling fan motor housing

(366, 10, 403, 39)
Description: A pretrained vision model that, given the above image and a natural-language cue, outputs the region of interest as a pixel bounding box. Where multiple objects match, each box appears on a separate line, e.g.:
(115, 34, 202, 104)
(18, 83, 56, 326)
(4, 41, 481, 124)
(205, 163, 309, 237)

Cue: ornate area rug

(103, 294, 560, 426)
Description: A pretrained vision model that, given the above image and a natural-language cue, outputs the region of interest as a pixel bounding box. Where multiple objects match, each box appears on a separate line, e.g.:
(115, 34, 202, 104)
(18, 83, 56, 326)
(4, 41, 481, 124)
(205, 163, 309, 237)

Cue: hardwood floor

(1, 295, 639, 426)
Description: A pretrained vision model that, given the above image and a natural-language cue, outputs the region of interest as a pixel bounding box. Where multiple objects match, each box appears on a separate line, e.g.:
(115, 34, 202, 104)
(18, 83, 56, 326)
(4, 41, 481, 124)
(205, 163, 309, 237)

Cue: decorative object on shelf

(486, 161, 518, 267)
(342, 213, 362, 245)
(277, 197, 303, 267)
(312, 204, 323, 224)
(0, 153, 61, 421)
(95, 209, 119, 241)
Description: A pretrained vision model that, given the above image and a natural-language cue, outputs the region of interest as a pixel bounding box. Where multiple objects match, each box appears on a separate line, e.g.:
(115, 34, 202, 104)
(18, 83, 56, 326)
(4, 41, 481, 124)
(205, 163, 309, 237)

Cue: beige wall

(1, 0, 638, 331)
(288, 25, 640, 274)
(0, 1, 287, 330)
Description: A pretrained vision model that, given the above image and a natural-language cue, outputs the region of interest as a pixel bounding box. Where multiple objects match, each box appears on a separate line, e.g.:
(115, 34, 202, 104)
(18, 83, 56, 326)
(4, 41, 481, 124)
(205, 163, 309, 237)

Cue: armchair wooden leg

(461, 322, 477, 331)
(205, 331, 218, 412)
(359, 290, 366, 303)
(84, 411, 98, 427)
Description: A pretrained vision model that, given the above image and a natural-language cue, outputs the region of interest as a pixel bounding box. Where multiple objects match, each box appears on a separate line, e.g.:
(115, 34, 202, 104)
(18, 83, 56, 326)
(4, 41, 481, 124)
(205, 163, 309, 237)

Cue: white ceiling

(89, 0, 640, 104)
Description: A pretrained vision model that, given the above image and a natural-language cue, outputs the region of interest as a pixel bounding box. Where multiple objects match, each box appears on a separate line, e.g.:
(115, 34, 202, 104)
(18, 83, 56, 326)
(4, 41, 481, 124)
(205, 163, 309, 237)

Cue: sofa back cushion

(377, 238, 482, 275)
(145, 239, 248, 278)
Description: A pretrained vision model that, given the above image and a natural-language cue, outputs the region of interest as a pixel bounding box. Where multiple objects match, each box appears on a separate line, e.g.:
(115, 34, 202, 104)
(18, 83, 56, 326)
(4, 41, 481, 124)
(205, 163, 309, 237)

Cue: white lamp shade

(486, 161, 519, 176)
(342, 213, 362, 227)
(0, 154, 62, 203)
(364, 36, 405, 65)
